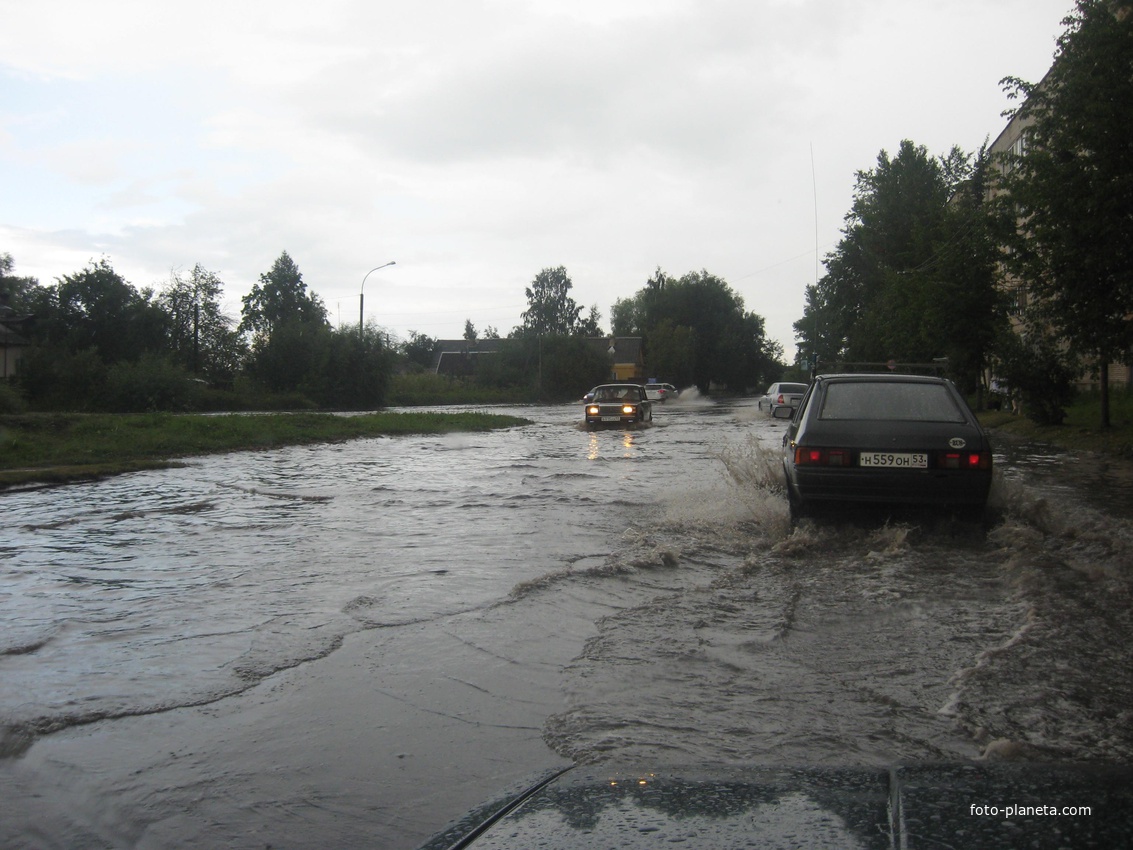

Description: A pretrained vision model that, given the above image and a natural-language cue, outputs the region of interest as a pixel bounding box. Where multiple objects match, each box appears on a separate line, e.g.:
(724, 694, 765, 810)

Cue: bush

(472, 335, 609, 401)
(386, 372, 528, 406)
(992, 329, 1078, 425)
(17, 347, 108, 411)
(102, 355, 200, 412)
(244, 323, 395, 409)
(0, 380, 26, 413)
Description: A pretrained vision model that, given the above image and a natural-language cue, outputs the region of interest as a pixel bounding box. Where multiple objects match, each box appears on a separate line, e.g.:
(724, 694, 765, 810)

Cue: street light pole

(360, 261, 396, 332)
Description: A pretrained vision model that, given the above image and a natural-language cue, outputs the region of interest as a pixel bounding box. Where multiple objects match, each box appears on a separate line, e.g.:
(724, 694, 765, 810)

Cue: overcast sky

(2, 0, 1072, 356)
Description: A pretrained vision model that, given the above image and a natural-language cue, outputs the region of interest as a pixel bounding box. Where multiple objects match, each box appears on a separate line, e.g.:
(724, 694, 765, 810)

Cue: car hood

(421, 762, 1132, 849)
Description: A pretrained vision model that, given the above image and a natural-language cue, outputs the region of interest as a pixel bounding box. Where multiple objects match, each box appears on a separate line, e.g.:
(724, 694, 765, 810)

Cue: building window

(1007, 286, 1028, 316)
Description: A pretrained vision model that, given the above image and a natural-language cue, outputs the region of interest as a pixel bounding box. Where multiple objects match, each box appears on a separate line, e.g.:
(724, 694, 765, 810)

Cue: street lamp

(360, 261, 396, 331)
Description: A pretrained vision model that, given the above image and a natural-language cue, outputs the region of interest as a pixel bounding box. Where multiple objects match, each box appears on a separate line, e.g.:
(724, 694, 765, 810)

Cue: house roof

(430, 338, 506, 371)
(0, 320, 31, 347)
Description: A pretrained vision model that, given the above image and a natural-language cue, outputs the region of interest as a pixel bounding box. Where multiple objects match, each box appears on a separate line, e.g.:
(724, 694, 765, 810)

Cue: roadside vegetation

(794, 1, 1131, 430)
(0, 410, 530, 488)
(980, 390, 1133, 459)
(0, 252, 786, 418)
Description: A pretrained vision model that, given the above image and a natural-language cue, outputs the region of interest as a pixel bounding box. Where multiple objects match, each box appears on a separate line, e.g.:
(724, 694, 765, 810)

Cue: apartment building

(987, 64, 1132, 390)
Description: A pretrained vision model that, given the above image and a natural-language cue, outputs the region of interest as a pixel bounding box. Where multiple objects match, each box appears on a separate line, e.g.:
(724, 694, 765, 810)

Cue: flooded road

(2, 394, 1132, 848)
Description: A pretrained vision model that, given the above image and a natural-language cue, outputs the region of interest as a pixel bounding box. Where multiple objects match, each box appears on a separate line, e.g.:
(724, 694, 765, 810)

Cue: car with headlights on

(759, 381, 808, 415)
(585, 383, 652, 428)
(776, 374, 992, 519)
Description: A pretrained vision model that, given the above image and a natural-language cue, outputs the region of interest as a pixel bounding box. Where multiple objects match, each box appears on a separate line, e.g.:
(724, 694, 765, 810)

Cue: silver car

(759, 382, 808, 415)
(644, 382, 679, 402)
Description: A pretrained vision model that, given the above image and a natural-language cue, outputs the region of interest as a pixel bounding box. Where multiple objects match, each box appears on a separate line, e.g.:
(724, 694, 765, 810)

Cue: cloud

(1, 0, 1072, 351)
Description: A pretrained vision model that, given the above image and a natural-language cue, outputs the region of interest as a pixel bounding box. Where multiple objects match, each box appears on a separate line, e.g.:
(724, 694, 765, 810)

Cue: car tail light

(777, 394, 785, 404)
(826, 449, 851, 467)
(795, 447, 851, 466)
(938, 451, 992, 470)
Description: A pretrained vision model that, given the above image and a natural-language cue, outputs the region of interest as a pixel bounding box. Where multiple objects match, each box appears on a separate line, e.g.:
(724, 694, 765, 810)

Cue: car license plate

(859, 452, 927, 469)
(601, 416, 620, 422)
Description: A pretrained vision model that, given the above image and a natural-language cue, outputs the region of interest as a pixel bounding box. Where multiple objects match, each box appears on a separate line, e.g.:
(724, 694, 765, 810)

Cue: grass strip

(0, 411, 531, 488)
(978, 392, 1133, 459)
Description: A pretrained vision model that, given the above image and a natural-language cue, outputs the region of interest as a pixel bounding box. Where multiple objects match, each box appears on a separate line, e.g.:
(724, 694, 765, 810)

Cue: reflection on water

(995, 439, 1133, 515)
(586, 429, 641, 460)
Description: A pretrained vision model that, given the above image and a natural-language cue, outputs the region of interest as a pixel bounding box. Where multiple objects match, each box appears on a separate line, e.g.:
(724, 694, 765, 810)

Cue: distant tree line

(612, 269, 783, 393)
(401, 264, 785, 401)
(1, 249, 787, 412)
(0, 251, 393, 413)
(794, 0, 1131, 425)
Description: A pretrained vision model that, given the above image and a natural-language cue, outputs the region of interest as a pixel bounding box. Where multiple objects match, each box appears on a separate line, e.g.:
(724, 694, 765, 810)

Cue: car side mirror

(772, 406, 794, 419)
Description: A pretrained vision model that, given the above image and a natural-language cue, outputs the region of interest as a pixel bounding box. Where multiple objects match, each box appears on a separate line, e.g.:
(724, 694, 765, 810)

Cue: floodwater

(2, 394, 1132, 849)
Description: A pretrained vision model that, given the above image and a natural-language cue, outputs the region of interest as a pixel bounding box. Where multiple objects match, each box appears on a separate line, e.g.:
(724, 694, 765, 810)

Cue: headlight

(587, 405, 599, 415)
(622, 405, 636, 415)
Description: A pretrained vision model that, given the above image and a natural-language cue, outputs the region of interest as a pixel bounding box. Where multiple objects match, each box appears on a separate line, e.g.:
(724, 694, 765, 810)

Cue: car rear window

(780, 384, 808, 394)
(818, 381, 967, 422)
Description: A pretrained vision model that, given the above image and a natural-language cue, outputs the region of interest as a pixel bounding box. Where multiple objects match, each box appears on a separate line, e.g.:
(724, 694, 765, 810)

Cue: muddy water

(2, 395, 1132, 848)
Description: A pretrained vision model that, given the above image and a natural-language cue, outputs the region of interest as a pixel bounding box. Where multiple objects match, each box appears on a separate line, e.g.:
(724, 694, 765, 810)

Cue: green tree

(239, 251, 328, 339)
(650, 270, 775, 392)
(610, 269, 671, 338)
(244, 321, 393, 408)
(578, 304, 603, 337)
(103, 353, 199, 413)
(159, 264, 245, 383)
(645, 319, 696, 387)
(610, 294, 642, 336)
(997, 0, 1133, 427)
(17, 347, 108, 410)
(402, 330, 438, 370)
(476, 335, 607, 399)
(925, 145, 1007, 399)
(463, 319, 478, 341)
(620, 269, 778, 392)
(992, 325, 1079, 424)
(244, 320, 326, 395)
(794, 140, 1003, 389)
(240, 252, 330, 396)
(534, 334, 609, 397)
(519, 266, 583, 335)
(0, 252, 40, 312)
(51, 258, 168, 364)
(305, 325, 393, 409)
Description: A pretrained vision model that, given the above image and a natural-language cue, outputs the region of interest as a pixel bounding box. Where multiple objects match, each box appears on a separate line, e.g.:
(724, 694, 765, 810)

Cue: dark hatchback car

(584, 383, 652, 428)
(776, 374, 992, 519)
